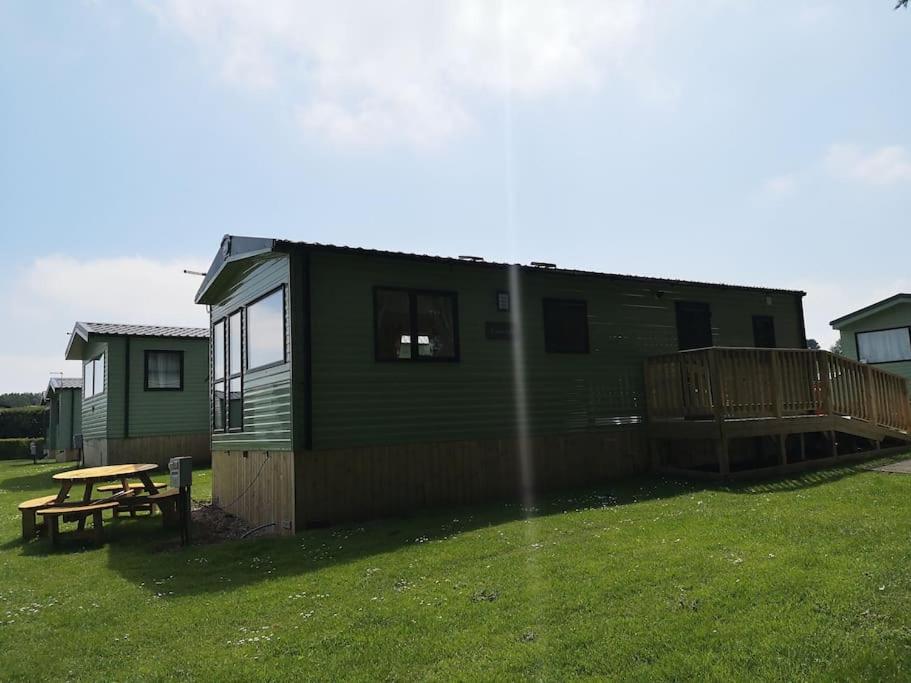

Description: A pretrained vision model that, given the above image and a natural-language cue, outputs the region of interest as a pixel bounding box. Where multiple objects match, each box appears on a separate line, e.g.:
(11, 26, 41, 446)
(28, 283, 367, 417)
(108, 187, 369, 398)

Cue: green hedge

(0, 438, 46, 460)
(0, 406, 46, 439)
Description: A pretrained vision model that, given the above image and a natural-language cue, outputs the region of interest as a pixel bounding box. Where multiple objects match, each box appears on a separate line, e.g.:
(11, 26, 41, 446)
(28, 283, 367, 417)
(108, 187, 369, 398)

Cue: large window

(247, 288, 286, 370)
(857, 327, 911, 364)
(212, 312, 243, 431)
(374, 288, 458, 361)
(83, 353, 105, 398)
(144, 350, 183, 391)
(542, 299, 589, 353)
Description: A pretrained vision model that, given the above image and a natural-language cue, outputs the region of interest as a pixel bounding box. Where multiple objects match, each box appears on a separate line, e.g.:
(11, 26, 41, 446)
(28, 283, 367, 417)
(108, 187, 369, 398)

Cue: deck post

(829, 430, 838, 459)
(818, 351, 833, 417)
(770, 351, 784, 418)
(863, 364, 879, 426)
(778, 434, 787, 466)
(707, 349, 730, 476)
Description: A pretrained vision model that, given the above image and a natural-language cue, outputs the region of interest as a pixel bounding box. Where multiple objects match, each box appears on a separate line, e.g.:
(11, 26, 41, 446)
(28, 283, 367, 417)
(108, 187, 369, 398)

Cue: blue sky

(1, 1, 909, 391)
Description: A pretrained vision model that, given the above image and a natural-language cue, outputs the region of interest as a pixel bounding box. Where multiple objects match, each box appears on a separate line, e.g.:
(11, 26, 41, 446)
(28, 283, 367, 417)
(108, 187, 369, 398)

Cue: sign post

(168, 457, 193, 545)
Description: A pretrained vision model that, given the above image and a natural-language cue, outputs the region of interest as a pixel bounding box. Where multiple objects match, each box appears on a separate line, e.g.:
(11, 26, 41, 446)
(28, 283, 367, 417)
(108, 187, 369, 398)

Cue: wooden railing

(645, 348, 911, 434)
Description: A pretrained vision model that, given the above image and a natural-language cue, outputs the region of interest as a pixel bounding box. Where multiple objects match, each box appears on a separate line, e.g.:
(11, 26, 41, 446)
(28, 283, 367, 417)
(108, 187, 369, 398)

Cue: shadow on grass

(0, 462, 75, 493)
(8, 452, 907, 597)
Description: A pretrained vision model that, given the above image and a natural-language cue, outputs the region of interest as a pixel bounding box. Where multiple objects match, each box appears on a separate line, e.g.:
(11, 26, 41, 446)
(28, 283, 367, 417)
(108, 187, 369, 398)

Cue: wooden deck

(644, 348, 911, 476)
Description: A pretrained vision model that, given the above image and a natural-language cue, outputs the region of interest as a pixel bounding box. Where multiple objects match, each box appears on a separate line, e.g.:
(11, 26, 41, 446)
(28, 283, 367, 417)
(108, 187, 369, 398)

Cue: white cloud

(145, 0, 651, 148)
(824, 144, 911, 186)
(1, 255, 208, 392)
(758, 173, 799, 201)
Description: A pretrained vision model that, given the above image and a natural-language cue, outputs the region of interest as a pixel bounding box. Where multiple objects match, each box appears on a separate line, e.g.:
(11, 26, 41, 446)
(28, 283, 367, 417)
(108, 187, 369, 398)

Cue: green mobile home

(196, 235, 809, 533)
(42, 377, 83, 462)
(64, 322, 211, 468)
(831, 293, 911, 391)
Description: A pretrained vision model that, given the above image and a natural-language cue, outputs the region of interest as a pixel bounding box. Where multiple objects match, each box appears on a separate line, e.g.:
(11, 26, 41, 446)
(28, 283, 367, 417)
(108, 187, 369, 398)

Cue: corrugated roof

(66, 321, 209, 360)
(79, 323, 209, 338)
(830, 293, 911, 329)
(196, 233, 806, 303)
(49, 377, 83, 391)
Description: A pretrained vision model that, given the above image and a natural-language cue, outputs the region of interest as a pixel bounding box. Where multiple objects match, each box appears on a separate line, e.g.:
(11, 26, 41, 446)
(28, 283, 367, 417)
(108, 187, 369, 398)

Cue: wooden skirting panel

(107, 433, 211, 468)
(212, 451, 295, 535)
(295, 427, 647, 527)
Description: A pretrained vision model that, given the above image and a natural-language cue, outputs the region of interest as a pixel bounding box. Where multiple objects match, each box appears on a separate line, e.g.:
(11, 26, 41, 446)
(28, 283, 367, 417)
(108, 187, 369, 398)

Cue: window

(374, 288, 458, 361)
(212, 319, 225, 431)
(83, 353, 105, 398)
(212, 312, 243, 431)
(213, 383, 226, 431)
(83, 362, 92, 398)
(542, 299, 589, 353)
(228, 311, 243, 430)
(213, 320, 224, 382)
(144, 350, 183, 390)
(247, 288, 286, 370)
(676, 301, 713, 350)
(857, 327, 911, 364)
(752, 315, 777, 349)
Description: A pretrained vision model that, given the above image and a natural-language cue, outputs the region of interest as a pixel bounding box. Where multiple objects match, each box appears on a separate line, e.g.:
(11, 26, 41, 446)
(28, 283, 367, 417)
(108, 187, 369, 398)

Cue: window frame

(143, 349, 185, 392)
(227, 310, 244, 432)
(245, 285, 288, 372)
(542, 298, 590, 354)
(751, 314, 777, 349)
(855, 326, 911, 365)
(212, 319, 226, 433)
(373, 286, 460, 363)
(83, 353, 106, 398)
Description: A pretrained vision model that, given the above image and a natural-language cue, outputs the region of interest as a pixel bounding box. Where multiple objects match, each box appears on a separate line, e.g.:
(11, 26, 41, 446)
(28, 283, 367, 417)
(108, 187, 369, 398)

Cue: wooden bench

(18, 495, 60, 540)
(37, 502, 119, 546)
(148, 489, 183, 529)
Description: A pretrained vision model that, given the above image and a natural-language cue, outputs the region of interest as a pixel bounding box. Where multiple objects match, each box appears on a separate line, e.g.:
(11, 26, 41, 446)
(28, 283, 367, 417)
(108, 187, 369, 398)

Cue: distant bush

(0, 406, 46, 439)
(0, 392, 43, 408)
(0, 438, 45, 460)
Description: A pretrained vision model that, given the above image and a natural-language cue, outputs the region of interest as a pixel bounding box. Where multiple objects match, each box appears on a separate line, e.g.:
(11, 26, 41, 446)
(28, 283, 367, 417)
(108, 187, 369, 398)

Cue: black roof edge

(197, 234, 806, 301)
(830, 293, 911, 328)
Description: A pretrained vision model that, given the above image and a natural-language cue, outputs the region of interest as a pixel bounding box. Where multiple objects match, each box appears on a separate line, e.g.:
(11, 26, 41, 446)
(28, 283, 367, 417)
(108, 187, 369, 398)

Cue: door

(676, 301, 713, 350)
(752, 315, 776, 348)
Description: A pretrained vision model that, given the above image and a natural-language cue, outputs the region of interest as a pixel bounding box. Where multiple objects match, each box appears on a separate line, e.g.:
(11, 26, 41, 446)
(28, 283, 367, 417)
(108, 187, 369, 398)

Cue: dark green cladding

(46, 388, 82, 451)
(203, 245, 805, 453)
(836, 301, 911, 391)
(78, 335, 208, 440)
(208, 254, 293, 452)
(307, 250, 805, 449)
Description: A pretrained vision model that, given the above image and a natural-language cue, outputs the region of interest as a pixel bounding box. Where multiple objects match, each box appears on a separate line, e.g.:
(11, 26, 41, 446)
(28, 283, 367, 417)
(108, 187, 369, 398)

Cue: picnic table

(51, 464, 161, 531)
(52, 464, 161, 504)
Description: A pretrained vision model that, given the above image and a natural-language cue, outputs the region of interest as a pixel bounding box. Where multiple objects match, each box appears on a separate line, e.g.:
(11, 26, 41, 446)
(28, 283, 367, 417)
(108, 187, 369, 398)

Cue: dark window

(374, 288, 459, 361)
(247, 288, 286, 370)
(676, 301, 713, 350)
(213, 382, 225, 431)
(542, 299, 589, 353)
(857, 327, 911, 364)
(752, 315, 777, 349)
(144, 350, 183, 390)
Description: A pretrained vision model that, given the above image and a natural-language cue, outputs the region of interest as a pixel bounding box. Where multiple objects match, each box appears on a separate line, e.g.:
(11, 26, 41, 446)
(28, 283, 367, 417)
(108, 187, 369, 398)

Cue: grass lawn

(1, 457, 911, 681)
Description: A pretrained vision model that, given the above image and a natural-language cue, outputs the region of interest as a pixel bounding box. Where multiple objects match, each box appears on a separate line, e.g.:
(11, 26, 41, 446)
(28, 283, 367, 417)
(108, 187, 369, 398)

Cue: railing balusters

(645, 347, 911, 435)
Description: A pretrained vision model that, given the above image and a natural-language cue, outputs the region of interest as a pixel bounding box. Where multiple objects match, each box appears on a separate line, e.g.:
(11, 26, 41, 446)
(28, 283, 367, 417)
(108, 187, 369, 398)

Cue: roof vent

(530, 261, 557, 269)
(458, 255, 484, 262)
